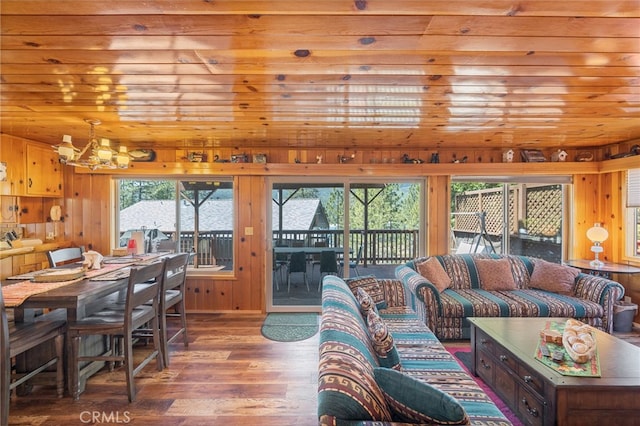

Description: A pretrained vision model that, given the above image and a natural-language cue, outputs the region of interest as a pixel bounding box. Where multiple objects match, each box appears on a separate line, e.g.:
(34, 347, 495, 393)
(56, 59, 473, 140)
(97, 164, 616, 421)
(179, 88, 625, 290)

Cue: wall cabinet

(25, 143, 63, 196)
(0, 136, 26, 196)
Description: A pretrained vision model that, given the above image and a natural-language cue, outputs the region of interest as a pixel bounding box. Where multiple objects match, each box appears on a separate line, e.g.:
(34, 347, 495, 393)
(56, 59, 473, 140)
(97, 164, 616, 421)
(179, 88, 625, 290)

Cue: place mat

(90, 267, 131, 281)
(1, 277, 85, 308)
(7, 263, 83, 280)
(102, 253, 164, 264)
(534, 320, 601, 377)
(82, 263, 129, 279)
(33, 267, 85, 282)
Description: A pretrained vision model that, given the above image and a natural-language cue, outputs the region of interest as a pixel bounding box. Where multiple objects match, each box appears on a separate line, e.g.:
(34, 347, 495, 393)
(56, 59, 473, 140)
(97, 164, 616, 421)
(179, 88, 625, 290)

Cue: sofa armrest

(574, 273, 625, 333)
(395, 264, 442, 332)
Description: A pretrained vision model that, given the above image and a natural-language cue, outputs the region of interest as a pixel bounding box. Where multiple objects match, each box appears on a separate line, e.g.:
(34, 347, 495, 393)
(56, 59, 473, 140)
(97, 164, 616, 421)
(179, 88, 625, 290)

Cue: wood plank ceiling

(1, 1, 639, 152)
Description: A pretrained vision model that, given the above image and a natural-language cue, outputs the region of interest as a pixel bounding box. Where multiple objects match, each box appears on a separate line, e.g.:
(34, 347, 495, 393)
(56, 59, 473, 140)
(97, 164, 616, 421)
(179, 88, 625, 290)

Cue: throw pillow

(346, 275, 388, 309)
(475, 258, 517, 291)
(530, 259, 580, 295)
(414, 257, 452, 292)
(367, 310, 402, 371)
(355, 287, 377, 317)
(374, 367, 470, 425)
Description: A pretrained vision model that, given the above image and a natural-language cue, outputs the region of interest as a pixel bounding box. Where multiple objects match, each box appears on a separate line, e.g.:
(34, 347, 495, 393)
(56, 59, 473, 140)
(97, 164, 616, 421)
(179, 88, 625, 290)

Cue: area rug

(446, 346, 524, 426)
(261, 312, 319, 342)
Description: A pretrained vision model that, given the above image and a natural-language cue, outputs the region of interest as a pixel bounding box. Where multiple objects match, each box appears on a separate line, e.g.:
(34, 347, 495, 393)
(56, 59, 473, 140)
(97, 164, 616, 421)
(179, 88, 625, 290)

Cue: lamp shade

(116, 146, 130, 168)
(57, 135, 76, 161)
(586, 223, 609, 243)
(96, 138, 113, 162)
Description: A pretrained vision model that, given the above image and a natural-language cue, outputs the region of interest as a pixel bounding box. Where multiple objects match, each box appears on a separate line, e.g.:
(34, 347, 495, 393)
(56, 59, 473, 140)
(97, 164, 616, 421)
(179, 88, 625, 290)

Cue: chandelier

(53, 119, 130, 170)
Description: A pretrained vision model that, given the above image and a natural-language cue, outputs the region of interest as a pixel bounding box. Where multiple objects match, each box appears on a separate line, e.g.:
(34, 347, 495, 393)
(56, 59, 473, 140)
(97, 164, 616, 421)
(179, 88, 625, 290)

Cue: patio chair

(317, 250, 339, 291)
(287, 251, 309, 293)
(340, 244, 363, 277)
(310, 241, 328, 279)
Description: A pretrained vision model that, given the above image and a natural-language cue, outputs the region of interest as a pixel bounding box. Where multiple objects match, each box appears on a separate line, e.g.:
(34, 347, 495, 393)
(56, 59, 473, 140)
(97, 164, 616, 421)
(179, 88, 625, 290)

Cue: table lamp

(586, 223, 608, 268)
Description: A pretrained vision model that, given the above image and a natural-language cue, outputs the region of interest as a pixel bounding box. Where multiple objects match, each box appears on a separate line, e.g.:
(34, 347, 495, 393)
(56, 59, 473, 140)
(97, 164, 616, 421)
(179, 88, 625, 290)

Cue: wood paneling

(2, 134, 637, 313)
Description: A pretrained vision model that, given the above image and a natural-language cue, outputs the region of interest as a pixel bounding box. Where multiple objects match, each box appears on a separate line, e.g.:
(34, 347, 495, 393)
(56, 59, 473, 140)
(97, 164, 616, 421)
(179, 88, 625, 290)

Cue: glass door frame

(266, 176, 426, 313)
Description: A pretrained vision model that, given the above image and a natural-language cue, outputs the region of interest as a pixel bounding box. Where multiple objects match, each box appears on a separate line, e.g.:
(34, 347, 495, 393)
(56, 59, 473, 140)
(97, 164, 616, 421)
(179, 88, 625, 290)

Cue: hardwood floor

(7, 314, 319, 425)
(7, 315, 639, 425)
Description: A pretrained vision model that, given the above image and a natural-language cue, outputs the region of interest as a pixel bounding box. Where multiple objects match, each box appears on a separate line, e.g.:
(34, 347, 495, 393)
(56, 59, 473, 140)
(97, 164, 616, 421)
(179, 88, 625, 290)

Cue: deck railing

(160, 229, 419, 267)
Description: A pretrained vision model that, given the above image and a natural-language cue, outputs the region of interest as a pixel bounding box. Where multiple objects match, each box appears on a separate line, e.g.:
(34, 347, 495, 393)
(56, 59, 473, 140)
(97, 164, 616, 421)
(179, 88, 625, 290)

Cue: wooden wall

(2, 134, 639, 316)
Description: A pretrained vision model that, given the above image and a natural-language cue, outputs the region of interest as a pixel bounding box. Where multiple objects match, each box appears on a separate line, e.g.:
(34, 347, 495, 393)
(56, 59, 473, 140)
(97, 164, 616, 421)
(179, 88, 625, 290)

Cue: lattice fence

(453, 184, 562, 237)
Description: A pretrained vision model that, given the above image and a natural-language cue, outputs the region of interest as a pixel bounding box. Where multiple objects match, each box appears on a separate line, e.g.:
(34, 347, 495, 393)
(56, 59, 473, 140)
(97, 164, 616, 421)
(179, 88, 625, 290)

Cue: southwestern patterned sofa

(319, 274, 512, 425)
(395, 254, 625, 340)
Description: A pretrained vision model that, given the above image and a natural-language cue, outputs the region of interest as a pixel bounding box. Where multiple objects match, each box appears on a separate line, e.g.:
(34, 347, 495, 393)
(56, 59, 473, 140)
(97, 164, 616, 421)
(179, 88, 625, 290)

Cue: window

(116, 178, 234, 271)
(626, 169, 640, 259)
(451, 176, 570, 262)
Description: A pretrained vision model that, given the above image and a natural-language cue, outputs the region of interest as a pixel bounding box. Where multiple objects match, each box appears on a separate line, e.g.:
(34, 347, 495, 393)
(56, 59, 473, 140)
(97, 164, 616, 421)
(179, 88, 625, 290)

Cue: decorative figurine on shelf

(551, 149, 568, 162)
(213, 155, 229, 163)
(575, 151, 594, 162)
(186, 151, 207, 162)
(338, 153, 355, 163)
(231, 153, 249, 163)
(607, 144, 640, 159)
(502, 149, 514, 163)
(316, 155, 323, 164)
(452, 155, 467, 163)
(401, 154, 424, 163)
(430, 153, 440, 163)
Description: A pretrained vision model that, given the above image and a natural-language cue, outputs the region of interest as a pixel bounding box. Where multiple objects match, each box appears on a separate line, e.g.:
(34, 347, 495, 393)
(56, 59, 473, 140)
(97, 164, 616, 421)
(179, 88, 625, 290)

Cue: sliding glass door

(267, 178, 424, 311)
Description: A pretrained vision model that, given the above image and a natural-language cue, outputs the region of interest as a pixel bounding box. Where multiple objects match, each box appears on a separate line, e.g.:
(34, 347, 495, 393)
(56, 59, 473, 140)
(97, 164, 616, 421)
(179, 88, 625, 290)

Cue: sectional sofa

(395, 254, 625, 340)
(318, 274, 512, 425)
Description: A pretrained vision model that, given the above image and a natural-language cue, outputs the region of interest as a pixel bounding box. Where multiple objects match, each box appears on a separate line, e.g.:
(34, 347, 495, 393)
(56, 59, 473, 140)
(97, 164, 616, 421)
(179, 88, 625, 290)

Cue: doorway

(267, 178, 424, 312)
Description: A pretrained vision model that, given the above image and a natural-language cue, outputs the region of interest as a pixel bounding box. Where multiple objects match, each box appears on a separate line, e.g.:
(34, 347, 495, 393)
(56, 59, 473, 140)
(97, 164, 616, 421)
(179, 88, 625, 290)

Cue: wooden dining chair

(67, 260, 166, 402)
(1, 291, 66, 425)
(158, 253, 189, 367)
(46, 246, 84, 267)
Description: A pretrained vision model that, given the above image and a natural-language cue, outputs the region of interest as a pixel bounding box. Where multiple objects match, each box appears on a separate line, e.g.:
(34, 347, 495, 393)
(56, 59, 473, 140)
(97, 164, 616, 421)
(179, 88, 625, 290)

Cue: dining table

(1, 252, 169, 396)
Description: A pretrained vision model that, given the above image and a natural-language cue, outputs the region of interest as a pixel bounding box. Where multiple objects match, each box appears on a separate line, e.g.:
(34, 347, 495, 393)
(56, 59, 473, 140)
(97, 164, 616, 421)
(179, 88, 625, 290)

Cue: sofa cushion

(530, 259, 580, 295)
(475, 258, 517, 291)
(374, 367, 470, 425)
(347, 275, 388, 309)
(415, 257, 451, 292)
(355, 287, 377, 316)
(367, 309, 402, 371)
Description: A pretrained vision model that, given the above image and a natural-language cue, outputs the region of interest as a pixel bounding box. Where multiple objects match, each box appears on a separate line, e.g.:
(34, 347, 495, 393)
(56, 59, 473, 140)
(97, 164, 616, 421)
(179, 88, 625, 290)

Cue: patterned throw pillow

(530, 259, 580, 295)
(346, 275, 388, 309)
(374, 367, 470, 425)
(414, 257, 452, 292)
(367, 310, 402, 371)
(475, 258, 517, 291)
(355, 287, 377, 317)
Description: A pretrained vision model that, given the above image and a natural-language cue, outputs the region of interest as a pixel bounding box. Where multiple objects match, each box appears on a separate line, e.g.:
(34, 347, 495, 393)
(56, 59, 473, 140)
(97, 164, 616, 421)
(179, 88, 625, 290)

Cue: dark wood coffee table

(468, 317, 640, 426)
